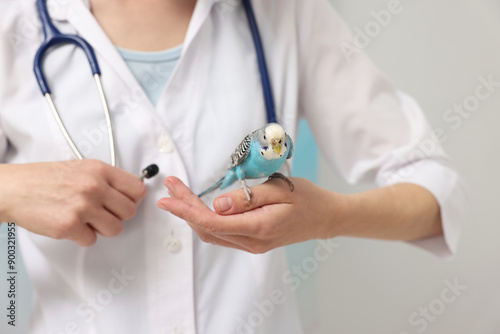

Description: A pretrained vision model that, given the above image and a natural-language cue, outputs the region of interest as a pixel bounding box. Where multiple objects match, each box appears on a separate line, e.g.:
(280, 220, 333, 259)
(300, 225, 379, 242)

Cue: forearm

(0, 163, 15, 222)
(332, 183, 443, 242)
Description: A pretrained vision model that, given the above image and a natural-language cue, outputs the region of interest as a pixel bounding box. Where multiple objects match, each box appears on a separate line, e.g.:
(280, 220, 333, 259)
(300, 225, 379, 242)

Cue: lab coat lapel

(182, 0, 218, 56)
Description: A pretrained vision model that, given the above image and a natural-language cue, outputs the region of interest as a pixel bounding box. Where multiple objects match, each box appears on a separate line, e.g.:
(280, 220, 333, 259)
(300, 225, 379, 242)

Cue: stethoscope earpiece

(140, 164, 160, 181)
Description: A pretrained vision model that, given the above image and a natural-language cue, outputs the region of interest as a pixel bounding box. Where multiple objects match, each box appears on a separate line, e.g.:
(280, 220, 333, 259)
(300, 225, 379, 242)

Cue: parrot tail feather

(197, 176, 225, 198)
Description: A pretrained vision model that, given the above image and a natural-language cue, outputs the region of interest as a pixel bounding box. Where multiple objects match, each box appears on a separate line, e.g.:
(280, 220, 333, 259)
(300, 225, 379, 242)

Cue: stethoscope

(33, 0, 275, 177)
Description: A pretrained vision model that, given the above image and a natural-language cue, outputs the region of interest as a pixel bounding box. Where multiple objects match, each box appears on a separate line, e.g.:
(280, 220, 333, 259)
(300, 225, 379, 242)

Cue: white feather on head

(260, 123, 287, 160)
(264, 123, 285, 143)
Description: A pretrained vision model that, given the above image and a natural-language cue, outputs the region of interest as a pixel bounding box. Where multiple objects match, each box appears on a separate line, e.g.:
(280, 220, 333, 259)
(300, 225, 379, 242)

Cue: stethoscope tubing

(34, 0, 115, 166)
(242, 0, 277, 124)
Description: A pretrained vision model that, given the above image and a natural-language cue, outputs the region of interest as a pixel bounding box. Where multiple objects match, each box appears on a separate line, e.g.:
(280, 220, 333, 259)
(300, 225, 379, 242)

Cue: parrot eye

(279, 140, 282, 144)
(264, 135, 266, 140)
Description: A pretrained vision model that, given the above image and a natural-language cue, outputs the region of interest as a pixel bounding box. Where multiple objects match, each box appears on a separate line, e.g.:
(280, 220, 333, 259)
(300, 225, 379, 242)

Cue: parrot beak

(273, 143, 282, 155)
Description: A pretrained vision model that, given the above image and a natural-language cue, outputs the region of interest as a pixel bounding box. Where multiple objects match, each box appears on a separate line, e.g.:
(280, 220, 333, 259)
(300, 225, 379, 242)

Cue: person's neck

(90, 0, 197, 51)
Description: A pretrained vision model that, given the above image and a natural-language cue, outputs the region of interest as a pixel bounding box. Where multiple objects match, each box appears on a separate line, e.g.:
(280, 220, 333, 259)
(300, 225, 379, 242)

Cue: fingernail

(215, 197, 233, 213)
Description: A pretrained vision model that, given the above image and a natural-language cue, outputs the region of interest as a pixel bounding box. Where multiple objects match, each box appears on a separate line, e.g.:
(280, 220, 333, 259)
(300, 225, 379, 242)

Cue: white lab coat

(0, 0, 466, 333)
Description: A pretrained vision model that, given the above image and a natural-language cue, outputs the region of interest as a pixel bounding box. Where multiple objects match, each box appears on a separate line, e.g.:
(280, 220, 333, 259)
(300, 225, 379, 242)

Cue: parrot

(198, 123, 295, 203)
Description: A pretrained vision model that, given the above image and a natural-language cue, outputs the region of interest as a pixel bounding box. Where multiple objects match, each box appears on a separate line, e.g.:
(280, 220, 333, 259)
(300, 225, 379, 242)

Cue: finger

(157, 197, 215, 228)
(215, 234, 273, 254)
(157, 197, 258, 236)
(66, 223, 98, 247)
(193, 226, 274, 254)
(88, 209, 123, 238)
(103, 187, 138, 221)
(157, 195, 240, 245)
(197, 230, 266, 253)
(104, 164, 147, 203)
(163, 176, 207, 207)
(214, 178, 294, 215)
(191, 227, 252, 252)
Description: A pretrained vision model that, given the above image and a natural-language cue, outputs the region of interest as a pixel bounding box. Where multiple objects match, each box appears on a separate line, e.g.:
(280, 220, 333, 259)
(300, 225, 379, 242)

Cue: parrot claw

(268, 173, 294, 192)
(240, 180, 253, 204)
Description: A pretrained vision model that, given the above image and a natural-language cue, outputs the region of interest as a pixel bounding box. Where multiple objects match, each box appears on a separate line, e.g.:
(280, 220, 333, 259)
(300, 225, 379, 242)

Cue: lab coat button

(165, 237, 182, 253)
(157, 134, 174, 153)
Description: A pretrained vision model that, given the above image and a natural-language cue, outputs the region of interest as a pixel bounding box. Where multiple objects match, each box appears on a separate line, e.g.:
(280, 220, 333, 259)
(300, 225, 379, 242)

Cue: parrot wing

(286, 134, 294, 159)
(230, 132, 254, 168)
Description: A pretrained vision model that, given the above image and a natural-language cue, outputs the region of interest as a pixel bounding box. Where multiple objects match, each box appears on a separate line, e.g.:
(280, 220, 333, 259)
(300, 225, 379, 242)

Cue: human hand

(157, 176, 345, 253)
(0, 160, 147, 246)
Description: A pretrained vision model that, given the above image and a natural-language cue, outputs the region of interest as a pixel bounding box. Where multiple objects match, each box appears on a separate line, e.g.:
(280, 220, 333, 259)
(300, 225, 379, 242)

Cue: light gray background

(312, 0, 500, 333)
(1, 0, 499, 333)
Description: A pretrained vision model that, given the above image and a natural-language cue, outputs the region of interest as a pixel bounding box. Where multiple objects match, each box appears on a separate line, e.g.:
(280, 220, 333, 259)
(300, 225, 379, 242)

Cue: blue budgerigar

(198, 123, 295, 203)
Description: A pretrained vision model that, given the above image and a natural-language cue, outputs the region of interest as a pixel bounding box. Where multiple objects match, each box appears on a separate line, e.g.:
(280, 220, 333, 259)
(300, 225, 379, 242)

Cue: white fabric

(0, 120, 7, 163)
(0, 0, 466, 333)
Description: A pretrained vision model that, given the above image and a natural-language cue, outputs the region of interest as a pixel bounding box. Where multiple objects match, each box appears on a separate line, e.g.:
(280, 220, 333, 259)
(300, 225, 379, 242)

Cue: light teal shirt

(117, 45, 182, 106)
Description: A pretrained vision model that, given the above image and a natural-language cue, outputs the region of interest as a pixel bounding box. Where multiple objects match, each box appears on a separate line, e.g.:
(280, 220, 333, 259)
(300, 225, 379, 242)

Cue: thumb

(213, 179, 293, 215)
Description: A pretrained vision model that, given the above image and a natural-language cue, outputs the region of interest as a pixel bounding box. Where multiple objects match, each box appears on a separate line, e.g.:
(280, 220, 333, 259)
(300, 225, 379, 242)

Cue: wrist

(315, 187, 352, 239)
